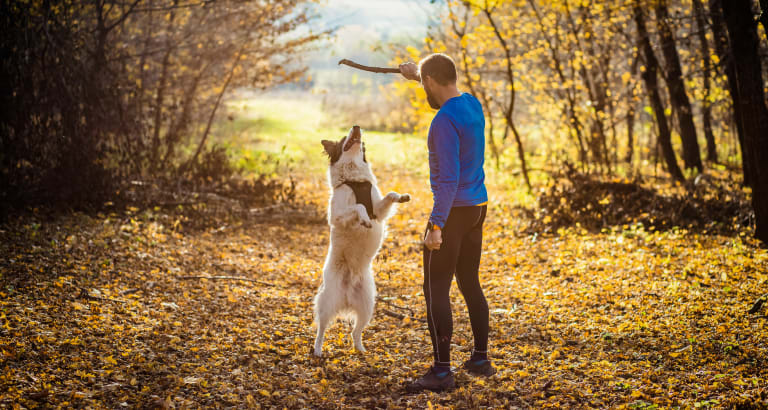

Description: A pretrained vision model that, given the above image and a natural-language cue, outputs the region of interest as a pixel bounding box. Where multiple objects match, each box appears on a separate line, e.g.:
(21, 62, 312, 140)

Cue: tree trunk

(163, 60, 209, 165)
(722, 0, 768, 243)
(482, 6, 532, 191)
(151, 2, 176, 173)
(528, 0, 587, 167)
(760, 0, 768, 42)
(693, 0, 718, 162)
(655, 0, 703, 173)
(450, 2, 501, 169)
(634, 5, 685, 182)
(581, 5, 616, 174)
(184, 44, 247, 174)
(564, 1, 608, 173)
(625, 50, 639, 164)
(710, 0, 751, 185)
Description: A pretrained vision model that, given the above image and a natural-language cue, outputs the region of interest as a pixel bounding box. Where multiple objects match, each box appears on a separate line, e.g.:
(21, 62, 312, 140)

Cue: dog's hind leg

(351, 311, 371, 353)
(313, 320, 328, 357)
(313, 290, 334, 357)
(351, 280, 375, 353)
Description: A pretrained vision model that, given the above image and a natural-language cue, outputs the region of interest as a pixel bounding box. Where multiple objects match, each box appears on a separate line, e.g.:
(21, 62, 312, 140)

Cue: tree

(721, 0, 768, 243)
(398, 0, 746, 185)
(760, 0, 768, 42)
(478, 0, 532, 191)
(634, 4, 685, 182)
(564, 1, 612, 173)
(624, 50, 640, 165)
(709, 0, 751, 185)
(0, 0, 324, 210)
(527, 0, 588, 168)
(693, 0, 718, 163)
(447, 1, 503, 169)
(655, 0, 703, 173)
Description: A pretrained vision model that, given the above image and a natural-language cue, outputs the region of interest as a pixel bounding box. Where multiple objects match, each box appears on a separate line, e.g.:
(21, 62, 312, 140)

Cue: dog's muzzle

(344, 125, 361, 151)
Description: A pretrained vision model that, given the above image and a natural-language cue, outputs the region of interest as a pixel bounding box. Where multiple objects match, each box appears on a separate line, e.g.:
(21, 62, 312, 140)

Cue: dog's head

(321, 125, 374, 186)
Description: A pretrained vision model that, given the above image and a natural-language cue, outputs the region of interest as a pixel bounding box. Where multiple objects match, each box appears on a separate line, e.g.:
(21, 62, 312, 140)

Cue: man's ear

(321, 140, 336, 156)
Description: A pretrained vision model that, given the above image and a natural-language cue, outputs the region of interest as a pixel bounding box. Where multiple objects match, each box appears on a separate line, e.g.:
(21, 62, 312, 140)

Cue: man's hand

(399, 62, 420, 82)
(424, 228, 442, 251)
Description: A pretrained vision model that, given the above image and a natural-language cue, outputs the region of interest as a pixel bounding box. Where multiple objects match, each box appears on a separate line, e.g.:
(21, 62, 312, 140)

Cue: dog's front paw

(397, 193, 411, 203)
(360, 219, 372, 228)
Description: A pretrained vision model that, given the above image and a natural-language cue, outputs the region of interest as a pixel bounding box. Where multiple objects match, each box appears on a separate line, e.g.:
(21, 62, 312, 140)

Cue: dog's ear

(321, 139, 342, 163)
(321, 139, 336, 156)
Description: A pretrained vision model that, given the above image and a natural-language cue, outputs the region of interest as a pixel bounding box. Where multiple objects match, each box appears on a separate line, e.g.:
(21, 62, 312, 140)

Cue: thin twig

(379, 309, 426, 323)
(78, 288, 127, 304)
(377, 298, 426, 323)
(381, 309, 406, 320)
(338, 59, 401, 74)
(748, 294, 766, 314)
(376, 296, 415, 316)
(177, 276, 277, 287)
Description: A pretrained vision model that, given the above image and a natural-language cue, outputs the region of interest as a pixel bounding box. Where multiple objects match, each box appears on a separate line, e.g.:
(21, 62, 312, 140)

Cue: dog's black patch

(343, 180, 376, 219)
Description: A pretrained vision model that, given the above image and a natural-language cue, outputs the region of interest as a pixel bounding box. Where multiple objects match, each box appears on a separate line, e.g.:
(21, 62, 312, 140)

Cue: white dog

(313, 125, 410, 357)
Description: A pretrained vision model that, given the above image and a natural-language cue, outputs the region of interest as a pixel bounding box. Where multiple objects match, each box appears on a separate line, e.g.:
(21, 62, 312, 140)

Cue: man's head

(418, 53, 458, 110)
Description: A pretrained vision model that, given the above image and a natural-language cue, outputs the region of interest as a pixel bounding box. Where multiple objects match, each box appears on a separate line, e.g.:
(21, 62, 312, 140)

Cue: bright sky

(318, 0, 437, 39)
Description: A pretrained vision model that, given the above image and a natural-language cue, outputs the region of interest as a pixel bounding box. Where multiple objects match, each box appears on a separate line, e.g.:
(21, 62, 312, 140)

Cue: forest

(1, 0, 767, 407)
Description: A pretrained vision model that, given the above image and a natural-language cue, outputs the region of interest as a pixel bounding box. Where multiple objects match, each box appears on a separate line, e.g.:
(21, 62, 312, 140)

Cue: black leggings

(422, 205, 489, 367)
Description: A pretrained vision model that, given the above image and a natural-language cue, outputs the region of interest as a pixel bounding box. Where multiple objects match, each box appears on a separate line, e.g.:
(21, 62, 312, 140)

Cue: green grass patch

(212, 95, 428, 179)
(208, 93, 537, 209)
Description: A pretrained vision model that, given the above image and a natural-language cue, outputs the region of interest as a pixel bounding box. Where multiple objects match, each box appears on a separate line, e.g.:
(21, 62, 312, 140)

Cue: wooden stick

(338, 59, 401, 74)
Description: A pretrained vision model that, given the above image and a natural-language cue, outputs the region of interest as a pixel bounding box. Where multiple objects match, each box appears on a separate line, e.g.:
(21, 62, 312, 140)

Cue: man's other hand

(425, 229, 442, 250)
(399, 62, 420, 82)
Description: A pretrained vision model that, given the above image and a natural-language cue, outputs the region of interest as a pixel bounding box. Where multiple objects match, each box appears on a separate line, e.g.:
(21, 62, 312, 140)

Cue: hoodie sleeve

(428, 114, 460, 228)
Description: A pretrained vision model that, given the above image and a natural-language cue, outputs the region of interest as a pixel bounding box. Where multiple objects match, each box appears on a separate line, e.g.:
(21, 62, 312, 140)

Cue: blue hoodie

(428, 93, 488, 228)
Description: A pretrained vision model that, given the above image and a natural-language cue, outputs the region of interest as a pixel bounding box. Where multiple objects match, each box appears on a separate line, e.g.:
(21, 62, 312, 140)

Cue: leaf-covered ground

(2, 162, 767, 409)
(3, 97, 768, 408)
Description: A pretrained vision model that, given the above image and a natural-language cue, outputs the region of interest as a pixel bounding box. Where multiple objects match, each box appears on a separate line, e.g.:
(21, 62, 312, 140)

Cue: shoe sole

(405, 381, 456, 393)
(468, 369, 496, 377)
(463, 365, 497, 377)
(406, 385, 455, 393)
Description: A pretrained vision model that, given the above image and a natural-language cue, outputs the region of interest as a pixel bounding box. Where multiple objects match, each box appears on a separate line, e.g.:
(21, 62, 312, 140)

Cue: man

(399, 54, 495, 393)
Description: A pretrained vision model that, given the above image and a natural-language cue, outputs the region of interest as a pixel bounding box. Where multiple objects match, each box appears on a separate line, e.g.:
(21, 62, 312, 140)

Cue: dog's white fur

(313, 127, 409, 357)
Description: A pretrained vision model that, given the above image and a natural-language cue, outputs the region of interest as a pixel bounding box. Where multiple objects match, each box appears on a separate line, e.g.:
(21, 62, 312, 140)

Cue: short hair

(418, 53, 457, 86)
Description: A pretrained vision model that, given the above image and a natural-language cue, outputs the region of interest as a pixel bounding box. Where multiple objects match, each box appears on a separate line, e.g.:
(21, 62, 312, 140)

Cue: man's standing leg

(423, 245, 455, 370)
(455, 205, 496, 376)
(406, 211, 463, 392)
